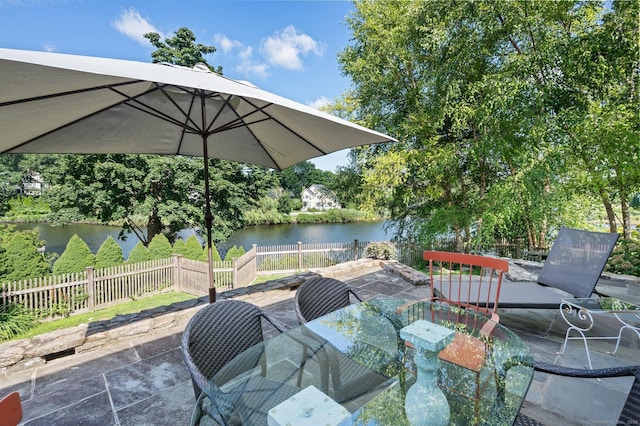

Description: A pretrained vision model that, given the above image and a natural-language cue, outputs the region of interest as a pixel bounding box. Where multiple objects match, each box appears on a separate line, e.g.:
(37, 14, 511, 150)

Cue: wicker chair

(514, 362, 640, 425)
(181, 299, 290, 399)
(294, 277, 396, 404)
(294, 276, 363, 324)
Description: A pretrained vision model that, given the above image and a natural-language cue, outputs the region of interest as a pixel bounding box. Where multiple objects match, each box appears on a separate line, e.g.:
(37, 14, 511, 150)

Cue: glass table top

(194, 298, 534, 426)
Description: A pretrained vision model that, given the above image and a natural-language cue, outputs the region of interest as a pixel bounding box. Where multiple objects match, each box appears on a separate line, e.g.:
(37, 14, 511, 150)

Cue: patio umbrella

(0, 48, 396, 302)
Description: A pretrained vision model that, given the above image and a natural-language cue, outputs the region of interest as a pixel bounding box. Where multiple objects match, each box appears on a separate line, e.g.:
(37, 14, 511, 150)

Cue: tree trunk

(621, 192, 631, 239)
(599, 188, 617, 233)
(539, 218, 548, 248)
(147, 209, 162, 245)
(454, 226, 464, 252)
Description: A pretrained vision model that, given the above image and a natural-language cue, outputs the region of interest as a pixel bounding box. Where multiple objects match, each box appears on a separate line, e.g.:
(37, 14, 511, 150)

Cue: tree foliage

(144, 27, 222, 74)
(53, 234, 94, 274)
(224, 245, 245, 261)
(127, 242, 152, 264)
(2, 230, 49, 281)
(147, 233, 173, 260)
(184, 235, 207, 261)
(95, 236, 124, 269)
(338, 0, 639, 247)
(172, 238, 187, 256)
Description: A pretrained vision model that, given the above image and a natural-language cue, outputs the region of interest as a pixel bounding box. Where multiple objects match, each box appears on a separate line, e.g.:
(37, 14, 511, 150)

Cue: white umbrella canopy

(0, 48, 396, 301)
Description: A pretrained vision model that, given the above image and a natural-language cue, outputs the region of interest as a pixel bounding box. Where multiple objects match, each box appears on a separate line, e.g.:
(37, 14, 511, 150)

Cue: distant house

(22, 172, 47, 196)
(300, 184, 341, 211)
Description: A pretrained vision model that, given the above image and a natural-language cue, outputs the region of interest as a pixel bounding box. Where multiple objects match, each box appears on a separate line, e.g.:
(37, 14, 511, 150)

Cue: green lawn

(8, 291, 197, 341)
(251, 274, 292, 285)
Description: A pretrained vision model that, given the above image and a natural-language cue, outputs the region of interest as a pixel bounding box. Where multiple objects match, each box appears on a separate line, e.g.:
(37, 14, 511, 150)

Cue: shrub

(148, 234, 172, 259)
(0, 303, 36, 341)
(172, 238, 187, 256)
(127, 242, 152, 264)
(4, 232, 50, 280)
(364, 241, 397, 260)
(53, 234, 95, 274)
(224, 245, 245, 261)
(206, 244, 222, 262)
(184, 235, 207, 261)
(606, 238, 640, 277)
(95, 236, 124, 269)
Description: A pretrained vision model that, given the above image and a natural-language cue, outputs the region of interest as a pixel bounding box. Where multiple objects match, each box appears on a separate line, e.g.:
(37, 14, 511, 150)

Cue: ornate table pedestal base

(400, 320, 455, 426)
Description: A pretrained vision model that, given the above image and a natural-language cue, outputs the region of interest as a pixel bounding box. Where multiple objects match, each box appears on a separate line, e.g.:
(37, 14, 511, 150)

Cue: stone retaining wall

(0, 258, 400, 375)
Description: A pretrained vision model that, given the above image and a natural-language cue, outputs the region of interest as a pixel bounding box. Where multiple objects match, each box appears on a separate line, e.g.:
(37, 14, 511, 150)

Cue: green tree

(207, 244, 222, 262)
(148, 233, 173, 259)
(338, 0, 636, 247)
(5, 232, 50, 280)
(144, 27, 222, 74)
(184, 235, 207, 261)
(0, 155, 23, 216)
(127, 242, 152, 264)
(95, 236, 124, 269)
(172, 238, 187, 256)
(224, 245, 245, 261)
(279, 161, 335, 198)
(0, 245, 9, 279)
(53, 234, 94, 274)
(560, 0, 640, 238)
(244, 197, 290, 225)
(43, 154, 204, 246)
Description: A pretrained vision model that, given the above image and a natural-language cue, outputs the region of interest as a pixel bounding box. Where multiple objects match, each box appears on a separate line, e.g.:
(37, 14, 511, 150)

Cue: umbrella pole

(202, 136, 216, 303)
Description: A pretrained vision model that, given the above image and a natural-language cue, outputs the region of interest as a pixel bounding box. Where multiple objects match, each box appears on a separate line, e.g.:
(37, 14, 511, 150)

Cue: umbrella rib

(108, 85, 202, 135)
(0, 81, 168, 153)
(205, 99, 285, 169)
(155, 84, 211, 135)
(0, 80, 143, 108)
(209, 97, 329, 168)
(175, 90, 198, 153)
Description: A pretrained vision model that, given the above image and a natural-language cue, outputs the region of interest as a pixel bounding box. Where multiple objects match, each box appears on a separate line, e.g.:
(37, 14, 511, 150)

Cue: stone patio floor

(1, 262, 638, 425)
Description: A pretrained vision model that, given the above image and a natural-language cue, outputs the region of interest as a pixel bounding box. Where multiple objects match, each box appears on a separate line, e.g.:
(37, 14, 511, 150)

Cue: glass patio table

(191, 299, 534, 426)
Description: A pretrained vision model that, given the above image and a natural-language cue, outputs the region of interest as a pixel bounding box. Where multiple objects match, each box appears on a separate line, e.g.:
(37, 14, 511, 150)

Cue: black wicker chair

(294, 277, 399, 404)
(181, 299, 290, 399)
(514, 362, 640, 425)
(294, 276, 363, 324)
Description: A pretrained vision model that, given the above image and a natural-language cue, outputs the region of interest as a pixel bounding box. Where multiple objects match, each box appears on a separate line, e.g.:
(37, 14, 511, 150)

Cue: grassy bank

(5, 291, 197, 342)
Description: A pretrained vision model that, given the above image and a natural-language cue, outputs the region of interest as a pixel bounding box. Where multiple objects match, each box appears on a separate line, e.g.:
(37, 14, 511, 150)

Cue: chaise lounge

(429, 227, 619, 310)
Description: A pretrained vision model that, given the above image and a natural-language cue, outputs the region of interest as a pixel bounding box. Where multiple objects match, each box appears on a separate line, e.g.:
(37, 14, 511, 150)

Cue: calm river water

(13, 220, 394, 259)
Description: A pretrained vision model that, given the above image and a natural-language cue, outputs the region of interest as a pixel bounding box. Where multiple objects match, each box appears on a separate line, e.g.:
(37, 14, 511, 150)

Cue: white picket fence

(0, 240, 389, 318)
(0, 236, 531, 319)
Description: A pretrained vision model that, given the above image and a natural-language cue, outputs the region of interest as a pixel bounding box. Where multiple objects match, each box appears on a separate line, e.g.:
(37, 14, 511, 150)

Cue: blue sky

(0, 0, 357, 171)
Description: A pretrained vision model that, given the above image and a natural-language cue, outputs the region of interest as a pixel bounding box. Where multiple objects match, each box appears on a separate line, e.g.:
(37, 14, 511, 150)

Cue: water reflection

(13, 220, 393, 259)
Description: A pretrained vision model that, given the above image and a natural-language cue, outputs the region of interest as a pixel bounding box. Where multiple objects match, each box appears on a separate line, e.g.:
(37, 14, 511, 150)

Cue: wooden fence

(1, 237, 533, 319)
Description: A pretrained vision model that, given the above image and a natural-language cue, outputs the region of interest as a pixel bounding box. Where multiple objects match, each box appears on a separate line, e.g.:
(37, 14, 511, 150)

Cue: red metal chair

(0, 392, 23, 426)
(399, 251, 509, 424)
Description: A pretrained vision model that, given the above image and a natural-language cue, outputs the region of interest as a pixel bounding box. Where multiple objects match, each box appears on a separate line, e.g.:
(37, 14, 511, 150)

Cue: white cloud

(112, 7, 159, 45)
(232, 46, 268, 79)
(261, 25, 324, 71)
(43, 43, 57, 52)
(307, 96, 331, 109)
(220, 26, 324, 80)
(236, 60, 269, 80)
(213, 33, 242, 54)
(238, 46, 253, 61)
